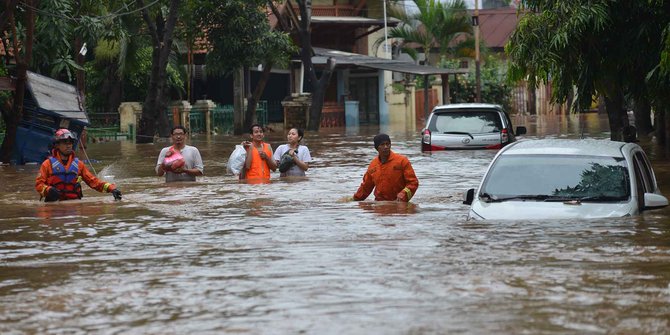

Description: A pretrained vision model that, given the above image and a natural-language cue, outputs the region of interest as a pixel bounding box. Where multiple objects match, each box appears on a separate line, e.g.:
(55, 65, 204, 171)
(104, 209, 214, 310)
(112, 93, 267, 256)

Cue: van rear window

(429, 111, 503, 133)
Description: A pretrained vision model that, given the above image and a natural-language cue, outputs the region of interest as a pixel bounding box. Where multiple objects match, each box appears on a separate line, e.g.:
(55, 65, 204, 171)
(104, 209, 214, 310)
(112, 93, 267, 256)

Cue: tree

(195, 0, 295, 134)
(135, 0, 181, 143)
(289, 0, 336, 131)
(507, 1, 670, 143)
(0, 0, 34, 164)
(378, 0, 472, 66)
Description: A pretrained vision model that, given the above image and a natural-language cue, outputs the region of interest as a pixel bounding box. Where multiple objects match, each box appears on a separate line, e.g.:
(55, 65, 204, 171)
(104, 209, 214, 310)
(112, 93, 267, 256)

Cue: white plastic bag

(226, 145, 246, 175)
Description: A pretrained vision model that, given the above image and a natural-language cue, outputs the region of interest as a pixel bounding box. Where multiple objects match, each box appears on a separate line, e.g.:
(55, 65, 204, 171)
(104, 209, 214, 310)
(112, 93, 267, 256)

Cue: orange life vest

(46, 157, 83, 200)
(245, 142, 272, 180)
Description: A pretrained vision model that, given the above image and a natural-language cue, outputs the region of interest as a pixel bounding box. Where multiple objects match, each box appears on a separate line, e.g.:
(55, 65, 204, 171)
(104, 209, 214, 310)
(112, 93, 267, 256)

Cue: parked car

(463, 139, 669, 220)
(421, 103, 526, 151)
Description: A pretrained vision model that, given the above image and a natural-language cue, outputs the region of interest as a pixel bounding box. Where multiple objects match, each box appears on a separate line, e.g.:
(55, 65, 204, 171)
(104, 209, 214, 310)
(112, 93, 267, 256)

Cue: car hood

(469, 200, 635, 220)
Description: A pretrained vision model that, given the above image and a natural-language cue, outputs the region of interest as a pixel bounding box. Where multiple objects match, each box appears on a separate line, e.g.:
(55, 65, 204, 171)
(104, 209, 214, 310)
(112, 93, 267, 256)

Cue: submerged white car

(463, 139, 669, 220)
(421, 103, 526, 151)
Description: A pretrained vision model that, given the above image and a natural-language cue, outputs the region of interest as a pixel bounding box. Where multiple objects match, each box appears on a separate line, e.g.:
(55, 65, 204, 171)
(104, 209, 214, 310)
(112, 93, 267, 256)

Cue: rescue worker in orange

(35, 128, 122, 202)
(241, 124, 277, 181)
(353, 133, 419, 202)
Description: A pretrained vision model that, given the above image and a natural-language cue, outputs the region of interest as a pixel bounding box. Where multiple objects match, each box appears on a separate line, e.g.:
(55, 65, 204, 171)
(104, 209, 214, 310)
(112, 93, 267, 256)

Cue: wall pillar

(378, 69, 389, 126)
(118, 102, 142, 134)
(193, 99, 216, 134)
(432, 76, 443, 106)
(169, 100, 192, 131)
(406, 81, 417, 130)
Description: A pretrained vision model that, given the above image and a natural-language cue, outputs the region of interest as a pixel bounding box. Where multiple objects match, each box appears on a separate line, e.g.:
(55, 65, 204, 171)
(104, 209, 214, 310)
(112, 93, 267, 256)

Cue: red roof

(477, 7, 522, 49)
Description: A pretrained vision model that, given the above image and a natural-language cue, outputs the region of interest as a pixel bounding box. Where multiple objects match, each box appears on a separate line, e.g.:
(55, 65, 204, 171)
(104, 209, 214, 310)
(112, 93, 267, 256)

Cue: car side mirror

(516, 126, 527, 135)
(463, 188, 475, 205)
(644, 193, 669, 209)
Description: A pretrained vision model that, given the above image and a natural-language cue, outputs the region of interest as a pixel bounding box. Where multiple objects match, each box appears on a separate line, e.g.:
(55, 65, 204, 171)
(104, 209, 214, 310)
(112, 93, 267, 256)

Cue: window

(481, 155, 630, 200)
(429, 111, 502, 134)
(634, 152, 655, 192)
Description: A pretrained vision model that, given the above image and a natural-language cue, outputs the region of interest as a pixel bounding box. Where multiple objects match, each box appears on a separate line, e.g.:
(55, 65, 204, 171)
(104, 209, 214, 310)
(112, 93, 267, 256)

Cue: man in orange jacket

(240, 124, 277, 181)
(353, 133, 419, 202)
(35, 128, 122, 202)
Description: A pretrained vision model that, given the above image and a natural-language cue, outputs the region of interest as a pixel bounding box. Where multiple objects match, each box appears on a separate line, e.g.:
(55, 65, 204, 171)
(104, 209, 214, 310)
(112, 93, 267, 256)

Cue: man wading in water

(240, 124, 277, 182)
(35, 128, 122, 202)
(352, 133, 419, 202)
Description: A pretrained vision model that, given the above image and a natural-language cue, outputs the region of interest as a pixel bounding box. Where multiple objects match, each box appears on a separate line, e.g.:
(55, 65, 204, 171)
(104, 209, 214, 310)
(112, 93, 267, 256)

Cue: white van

(421, 103, 526, 151)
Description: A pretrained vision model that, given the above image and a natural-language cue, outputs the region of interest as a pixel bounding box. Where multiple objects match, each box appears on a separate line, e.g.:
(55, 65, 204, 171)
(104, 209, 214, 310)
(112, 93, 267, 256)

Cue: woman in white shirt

(273, 128, 312, 177)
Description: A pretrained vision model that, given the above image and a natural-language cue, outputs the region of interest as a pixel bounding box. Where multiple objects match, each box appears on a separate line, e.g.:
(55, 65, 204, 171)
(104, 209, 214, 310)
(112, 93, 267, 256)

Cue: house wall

(366, 0, 384, 18)
(387, 82, 416, 132)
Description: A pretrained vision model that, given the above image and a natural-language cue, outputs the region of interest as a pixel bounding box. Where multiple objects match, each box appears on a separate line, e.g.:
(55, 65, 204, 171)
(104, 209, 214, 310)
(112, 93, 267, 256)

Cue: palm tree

(376, 0, 472, 66)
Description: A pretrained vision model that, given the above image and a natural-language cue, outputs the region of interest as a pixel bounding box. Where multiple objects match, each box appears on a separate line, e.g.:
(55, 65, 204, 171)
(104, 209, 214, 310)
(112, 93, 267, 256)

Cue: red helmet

(54, 128, 77, 142)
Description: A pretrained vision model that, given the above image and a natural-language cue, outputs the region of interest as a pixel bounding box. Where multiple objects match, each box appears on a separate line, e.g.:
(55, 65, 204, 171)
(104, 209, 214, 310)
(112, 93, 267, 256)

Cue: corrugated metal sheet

(312, 48, 468, 75)
(26, 71, 89, 124)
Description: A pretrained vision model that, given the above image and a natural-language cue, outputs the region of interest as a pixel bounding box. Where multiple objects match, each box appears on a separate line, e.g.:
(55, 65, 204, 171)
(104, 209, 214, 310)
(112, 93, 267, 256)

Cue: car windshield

(480, 154, 630, 201)
(429, 111, 503, 134)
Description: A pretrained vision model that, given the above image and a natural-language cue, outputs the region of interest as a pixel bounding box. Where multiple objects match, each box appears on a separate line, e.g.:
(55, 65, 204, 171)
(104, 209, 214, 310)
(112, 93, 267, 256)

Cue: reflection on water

(2, 113, 670, 334)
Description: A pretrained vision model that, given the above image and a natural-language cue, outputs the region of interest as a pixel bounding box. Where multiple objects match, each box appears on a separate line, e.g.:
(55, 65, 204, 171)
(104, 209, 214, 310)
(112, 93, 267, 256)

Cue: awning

(312, 47, 468, 76)
(26, 71, 89, 125)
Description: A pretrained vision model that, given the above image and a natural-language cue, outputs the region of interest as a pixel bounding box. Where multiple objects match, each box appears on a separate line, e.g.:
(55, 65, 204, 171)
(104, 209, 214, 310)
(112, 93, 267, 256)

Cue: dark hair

(172, 125, 187, 134)
(249, 124, 264, 133)
(374, 133, 391, 149)
(291, 127, 304, 142)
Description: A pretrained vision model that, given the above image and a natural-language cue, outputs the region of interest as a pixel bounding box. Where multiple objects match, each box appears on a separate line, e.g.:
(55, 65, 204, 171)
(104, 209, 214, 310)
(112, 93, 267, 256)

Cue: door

(350, 77, 379, 125)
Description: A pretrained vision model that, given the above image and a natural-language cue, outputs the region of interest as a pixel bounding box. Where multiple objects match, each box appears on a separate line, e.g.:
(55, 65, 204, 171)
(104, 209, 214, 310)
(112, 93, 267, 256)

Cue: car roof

(432, 103, 503, 112)
(501, 139, 631, 157)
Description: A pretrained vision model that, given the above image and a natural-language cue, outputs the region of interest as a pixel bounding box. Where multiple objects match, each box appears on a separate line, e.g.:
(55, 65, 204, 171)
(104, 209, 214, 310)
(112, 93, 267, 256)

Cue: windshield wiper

(443, 131, 474, 139)
(480, 194, 551, 202)
(578, 195, 627, 202)
(480, 193, 627, 204)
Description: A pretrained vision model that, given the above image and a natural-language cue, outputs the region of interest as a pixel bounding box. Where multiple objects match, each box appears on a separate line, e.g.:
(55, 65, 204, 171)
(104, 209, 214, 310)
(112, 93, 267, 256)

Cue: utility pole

(474, 0, 481, 102)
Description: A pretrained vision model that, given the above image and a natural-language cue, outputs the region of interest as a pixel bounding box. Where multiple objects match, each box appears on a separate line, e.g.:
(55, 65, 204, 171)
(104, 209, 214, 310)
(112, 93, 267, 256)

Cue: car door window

(503, 112, 513, 132)
(632, 158, 646, 210)
(634, 152, 655, 192)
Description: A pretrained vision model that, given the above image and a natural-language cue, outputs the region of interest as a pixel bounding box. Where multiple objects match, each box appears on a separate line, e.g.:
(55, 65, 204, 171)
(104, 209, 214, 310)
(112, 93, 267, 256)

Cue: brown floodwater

(1, 113, 670, 334)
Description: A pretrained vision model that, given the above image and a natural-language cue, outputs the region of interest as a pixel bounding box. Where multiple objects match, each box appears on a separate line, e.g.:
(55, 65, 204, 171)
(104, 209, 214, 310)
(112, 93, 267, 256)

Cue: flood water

(2, 113, 670, 334)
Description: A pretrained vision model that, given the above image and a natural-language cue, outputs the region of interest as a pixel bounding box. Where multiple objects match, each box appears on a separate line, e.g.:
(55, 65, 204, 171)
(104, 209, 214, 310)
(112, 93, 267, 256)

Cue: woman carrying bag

(273, 128, 311, 177)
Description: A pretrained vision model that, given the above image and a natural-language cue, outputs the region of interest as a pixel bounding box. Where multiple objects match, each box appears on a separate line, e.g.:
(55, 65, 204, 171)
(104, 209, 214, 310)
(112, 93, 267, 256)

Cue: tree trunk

(0, 0, 33, 164)
(527, 85, 536, 115)
(294, 0, 337, 131)
(136, 0, 180, 143)
(0, 0, 18, 33)
(604, 93, 627, 141)
(654, 109, 665, 147)
(306, 58, 336, 131)
(308, 83, 326, 130)
(566, 89, 574, 115)
(101, 64, 123, 114)
(245, 62, 274, 130)
(233, 68, 245, 135)
(0, 64, 26, 164)
(633, 97, 653, 136)
(74, 0, 85, 100)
